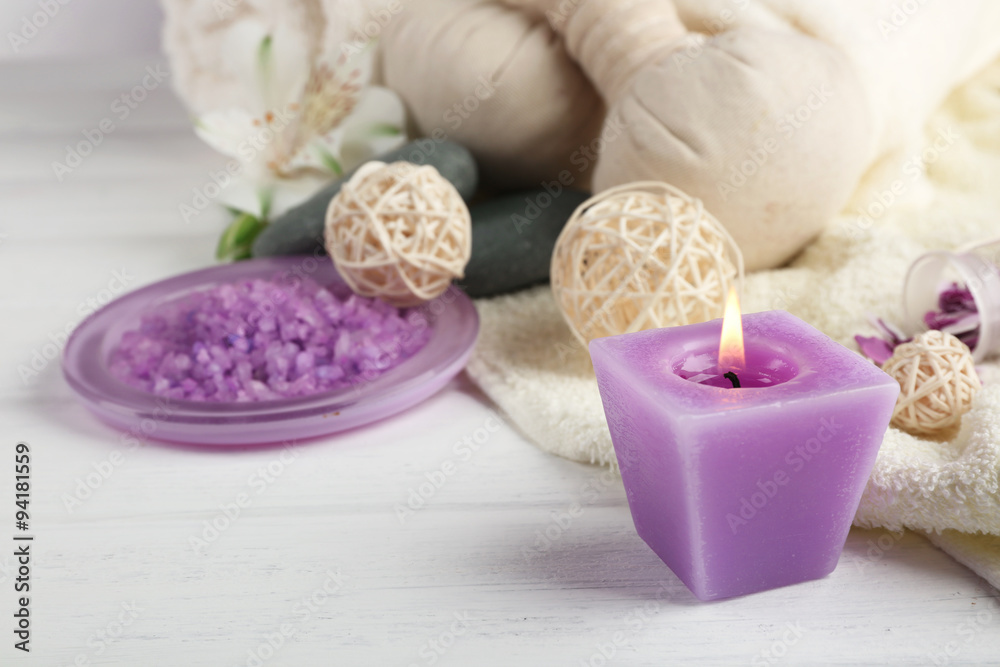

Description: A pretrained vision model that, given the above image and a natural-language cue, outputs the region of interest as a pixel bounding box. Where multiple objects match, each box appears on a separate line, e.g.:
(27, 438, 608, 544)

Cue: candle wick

(724, 371, 741, 389)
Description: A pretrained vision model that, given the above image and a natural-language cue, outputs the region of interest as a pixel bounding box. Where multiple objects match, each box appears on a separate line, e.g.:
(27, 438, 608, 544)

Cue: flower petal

(938, 282, 976, 314)
(855, 335, 895, 365)
(194, 109, 260, 160)
(283, 128, 346, 175)
(337, 86, 408, 170)
(267, 172, 335, 217)
(222, 18, 310, 116)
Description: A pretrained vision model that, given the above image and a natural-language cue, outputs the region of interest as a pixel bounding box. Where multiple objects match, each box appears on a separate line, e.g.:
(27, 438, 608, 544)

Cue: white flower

(192, 14, 406, 219)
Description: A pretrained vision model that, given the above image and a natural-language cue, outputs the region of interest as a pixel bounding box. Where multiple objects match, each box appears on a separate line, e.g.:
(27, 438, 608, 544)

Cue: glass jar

(902, 237, 1000, 362)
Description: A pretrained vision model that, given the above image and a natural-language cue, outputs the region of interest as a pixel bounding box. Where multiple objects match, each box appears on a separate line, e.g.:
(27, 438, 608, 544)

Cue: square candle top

(589, 310, 899, 601)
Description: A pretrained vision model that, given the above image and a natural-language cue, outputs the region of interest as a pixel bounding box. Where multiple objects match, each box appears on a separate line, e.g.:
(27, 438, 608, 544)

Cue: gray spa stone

(460, 188, 590, 298)
(251, 140, 478, 257)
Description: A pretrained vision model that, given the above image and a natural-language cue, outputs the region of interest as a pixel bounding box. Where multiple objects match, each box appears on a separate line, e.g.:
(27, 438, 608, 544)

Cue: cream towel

(466, 57, 1000, 591)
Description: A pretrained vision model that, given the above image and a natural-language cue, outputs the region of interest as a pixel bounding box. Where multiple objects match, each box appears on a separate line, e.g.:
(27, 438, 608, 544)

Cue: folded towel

(467, 56, 1000, 592)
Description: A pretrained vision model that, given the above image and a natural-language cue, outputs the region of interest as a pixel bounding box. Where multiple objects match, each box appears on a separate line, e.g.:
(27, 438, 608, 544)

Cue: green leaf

(257, 189, 274, 220)
(216, 213, 266, 262)
(316, 146, 344, 176)
(228, 245, 254, 261)
(367, 123, 403, 137)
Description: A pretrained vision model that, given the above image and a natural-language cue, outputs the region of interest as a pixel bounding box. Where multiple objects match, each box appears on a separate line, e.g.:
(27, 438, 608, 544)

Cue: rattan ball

(325, 161, 472, 307)
(550, 181, 744, 344)
(882, 330, 981, 436)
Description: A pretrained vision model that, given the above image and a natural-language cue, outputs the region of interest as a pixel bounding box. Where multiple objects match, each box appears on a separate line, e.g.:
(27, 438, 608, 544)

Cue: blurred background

(0, 0, 162, 60)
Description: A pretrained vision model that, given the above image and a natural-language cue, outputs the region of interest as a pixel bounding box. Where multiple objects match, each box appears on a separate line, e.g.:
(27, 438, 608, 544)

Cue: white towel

(466, 56, 1000, 591)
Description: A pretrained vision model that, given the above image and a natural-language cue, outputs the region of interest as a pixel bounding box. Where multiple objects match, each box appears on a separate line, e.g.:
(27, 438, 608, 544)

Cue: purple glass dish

(62, 257, 479, 445)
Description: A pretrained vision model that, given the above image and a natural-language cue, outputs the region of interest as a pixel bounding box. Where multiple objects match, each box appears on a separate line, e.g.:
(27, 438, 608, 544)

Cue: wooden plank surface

(1, 58, 998, 667)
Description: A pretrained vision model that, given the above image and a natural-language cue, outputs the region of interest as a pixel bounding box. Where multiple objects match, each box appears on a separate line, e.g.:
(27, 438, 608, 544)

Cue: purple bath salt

(109, 276, 432, 402)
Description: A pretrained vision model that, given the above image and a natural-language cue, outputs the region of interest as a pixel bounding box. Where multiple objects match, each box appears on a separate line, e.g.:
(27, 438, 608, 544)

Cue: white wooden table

(2, 58, 998, 667)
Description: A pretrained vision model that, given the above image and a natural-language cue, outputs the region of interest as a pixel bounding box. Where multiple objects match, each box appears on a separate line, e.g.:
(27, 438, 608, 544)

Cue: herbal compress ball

(381, 0, 605, 190)
(882, 330, 981, 436)
(551, 181, 743, 344)
(325, 161, 472, 307)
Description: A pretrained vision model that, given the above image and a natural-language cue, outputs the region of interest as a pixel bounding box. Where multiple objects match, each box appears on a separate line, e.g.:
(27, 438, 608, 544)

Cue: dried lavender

(855, 282, 978, 363)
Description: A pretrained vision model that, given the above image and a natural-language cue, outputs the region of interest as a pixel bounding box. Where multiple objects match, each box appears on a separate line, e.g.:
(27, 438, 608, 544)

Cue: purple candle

(589, 305, 899, 601)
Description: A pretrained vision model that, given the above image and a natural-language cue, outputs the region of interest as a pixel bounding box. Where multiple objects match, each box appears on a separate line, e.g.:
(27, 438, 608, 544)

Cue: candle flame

(718, 285, 745, 373)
